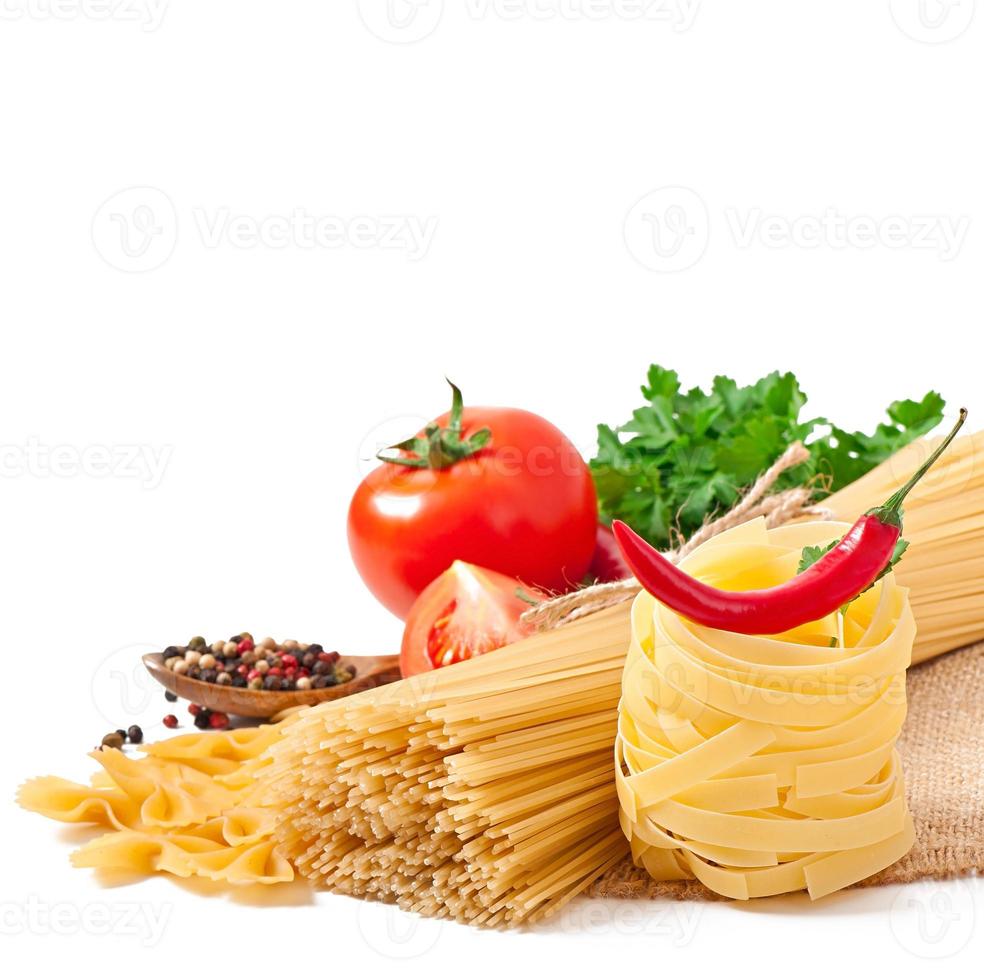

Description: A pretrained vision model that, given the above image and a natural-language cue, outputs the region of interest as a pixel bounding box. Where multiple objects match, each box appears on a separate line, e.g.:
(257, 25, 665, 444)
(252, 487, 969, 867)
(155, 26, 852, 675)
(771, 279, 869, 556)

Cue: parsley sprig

(591, 366, 944, 550)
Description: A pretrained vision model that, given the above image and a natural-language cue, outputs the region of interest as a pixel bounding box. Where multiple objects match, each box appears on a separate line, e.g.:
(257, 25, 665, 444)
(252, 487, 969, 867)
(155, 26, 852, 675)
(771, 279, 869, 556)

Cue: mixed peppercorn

(162, 632, 355, 693)
(99, 725, 143, 750)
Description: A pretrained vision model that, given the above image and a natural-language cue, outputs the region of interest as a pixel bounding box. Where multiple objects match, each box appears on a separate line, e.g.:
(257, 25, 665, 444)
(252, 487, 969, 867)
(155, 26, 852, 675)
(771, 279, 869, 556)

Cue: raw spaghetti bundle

(261, 605, 630, 925)
(616, 519, 915, 900)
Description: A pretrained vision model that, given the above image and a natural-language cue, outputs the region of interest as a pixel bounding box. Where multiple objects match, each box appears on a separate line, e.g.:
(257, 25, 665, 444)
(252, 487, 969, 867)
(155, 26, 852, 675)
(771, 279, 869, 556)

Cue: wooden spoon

(142, 652, 401, 719)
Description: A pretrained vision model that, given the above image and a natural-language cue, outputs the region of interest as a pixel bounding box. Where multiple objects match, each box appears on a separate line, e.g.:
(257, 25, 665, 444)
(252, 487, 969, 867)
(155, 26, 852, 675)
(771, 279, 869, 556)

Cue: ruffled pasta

(616, 518, 916, 900)
(71, 809, 293, 885)
(18, 727, 293, 886)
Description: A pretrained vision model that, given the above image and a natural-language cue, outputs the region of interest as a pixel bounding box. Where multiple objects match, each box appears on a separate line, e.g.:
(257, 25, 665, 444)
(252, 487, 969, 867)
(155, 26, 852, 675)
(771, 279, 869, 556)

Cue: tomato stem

(377, 380, 492, 469)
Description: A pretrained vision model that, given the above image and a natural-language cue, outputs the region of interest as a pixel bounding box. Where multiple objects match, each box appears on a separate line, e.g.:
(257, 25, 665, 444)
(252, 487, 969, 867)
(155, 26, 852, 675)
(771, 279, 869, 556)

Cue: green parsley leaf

(590, 366, 944, 551)
(797, 539, 839, 575)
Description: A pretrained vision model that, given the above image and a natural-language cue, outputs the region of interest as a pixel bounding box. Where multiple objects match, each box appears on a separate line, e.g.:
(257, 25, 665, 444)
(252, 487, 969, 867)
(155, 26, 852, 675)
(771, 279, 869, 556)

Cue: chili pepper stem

(872, 408, 967, 526)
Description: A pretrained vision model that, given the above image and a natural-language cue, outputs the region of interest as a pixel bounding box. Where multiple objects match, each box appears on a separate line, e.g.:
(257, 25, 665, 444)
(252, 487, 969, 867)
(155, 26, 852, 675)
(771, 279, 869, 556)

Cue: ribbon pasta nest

(616, 519, 916, 900)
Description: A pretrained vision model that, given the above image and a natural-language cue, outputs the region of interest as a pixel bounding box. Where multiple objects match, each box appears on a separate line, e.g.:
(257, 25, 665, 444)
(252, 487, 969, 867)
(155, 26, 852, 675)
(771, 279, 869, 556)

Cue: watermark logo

(625, 187, 970, 271)
(554, 899, 702, 942)
(726, 208, 969, 260)
(93, 189, 437, 271)
(464, 0, 700, 29)
(91, 642, 163, 725)
(92, 186, 178, 273)
(356, 901, 443, 958)
(356, 0, 699, 38)
(357, 0, 445, 43)
(0, 896, 171, 947)
(0, 0, 169, 30)
(0, 438, 172, 489)
(624, 186, 709, 272)
(889, 880, 976, 958)
(192, 208, 437, 260)
(890, 0, 975, 43)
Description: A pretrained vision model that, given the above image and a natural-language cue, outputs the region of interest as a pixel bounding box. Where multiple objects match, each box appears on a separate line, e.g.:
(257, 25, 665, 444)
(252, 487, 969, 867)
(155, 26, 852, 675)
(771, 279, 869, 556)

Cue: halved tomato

(399, 561, 544, 676)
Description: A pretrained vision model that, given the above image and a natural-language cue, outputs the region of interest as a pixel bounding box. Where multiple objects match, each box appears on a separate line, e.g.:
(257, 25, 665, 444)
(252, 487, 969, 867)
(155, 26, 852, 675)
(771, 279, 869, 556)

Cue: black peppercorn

(165, 690, 178, 702)
(263, 675, 282, 691)
(232, 676, 248, 688)
(200, 669, 218, 684)
(116, 729, 127, 739)
(302, 652, 317, 669)
(164, 646, 181, 658)
(313, 660, 330, 676)
(308, 643, 323, 654)
(229, 635, 242, 643)
(127, 725, 144, 744)
(193, 709, 213, 730)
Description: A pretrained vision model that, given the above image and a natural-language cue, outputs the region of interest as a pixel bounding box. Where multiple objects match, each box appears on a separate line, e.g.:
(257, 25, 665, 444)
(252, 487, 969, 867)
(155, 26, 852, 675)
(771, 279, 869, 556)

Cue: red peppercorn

(237, 639, 254, 653)
(163, 715, 178, 729)
(285, 668, 297, 678)
(298, 667, 310, 677)
(208, 711, 230, 730)
(281, 654, 298, 670)
(188, 703, 202, 716)
(317, 652, 334, 663)
(237, 663, 249, 676)
(247, 668, 262, 681)
(267, 667, 283, 678)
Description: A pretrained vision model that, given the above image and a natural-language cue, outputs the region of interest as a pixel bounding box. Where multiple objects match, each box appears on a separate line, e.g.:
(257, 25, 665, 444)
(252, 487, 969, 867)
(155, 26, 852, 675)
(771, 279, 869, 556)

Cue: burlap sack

(591, 642, 984, 900)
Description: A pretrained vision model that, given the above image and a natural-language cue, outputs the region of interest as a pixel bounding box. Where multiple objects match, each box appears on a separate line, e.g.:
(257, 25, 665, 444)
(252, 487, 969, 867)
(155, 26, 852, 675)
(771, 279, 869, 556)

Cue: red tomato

(348, 386, 597, 619)
(400, 561, 542, 676)
(588, 523, 632, 582)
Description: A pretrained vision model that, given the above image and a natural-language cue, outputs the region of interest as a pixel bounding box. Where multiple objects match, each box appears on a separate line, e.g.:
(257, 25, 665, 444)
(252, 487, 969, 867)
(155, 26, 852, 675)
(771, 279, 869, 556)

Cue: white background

(2, 1, 982, 977)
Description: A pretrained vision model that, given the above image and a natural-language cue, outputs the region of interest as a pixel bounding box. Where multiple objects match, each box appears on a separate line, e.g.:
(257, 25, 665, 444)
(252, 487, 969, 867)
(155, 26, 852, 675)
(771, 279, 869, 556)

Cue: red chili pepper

(613, 409, 966, 636)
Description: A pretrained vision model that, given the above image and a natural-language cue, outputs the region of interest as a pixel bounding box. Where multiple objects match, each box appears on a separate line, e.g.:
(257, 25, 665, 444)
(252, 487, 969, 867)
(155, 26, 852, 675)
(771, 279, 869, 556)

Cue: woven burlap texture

(590, 641, 984, 901)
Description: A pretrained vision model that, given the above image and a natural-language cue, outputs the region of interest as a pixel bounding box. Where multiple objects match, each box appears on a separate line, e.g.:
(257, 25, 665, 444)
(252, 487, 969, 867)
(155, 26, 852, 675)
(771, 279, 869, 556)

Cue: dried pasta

(23, 430, 984, 918)
(261, 606, 631, 926)
(616, 519, 915, 899)
(18, 726, 292, 885)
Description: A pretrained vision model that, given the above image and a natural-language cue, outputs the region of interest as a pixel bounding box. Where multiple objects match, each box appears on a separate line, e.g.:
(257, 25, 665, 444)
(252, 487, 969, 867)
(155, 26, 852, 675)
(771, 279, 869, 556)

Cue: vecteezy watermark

(463, 0, 700, 29)
(624, 186, 971, 271)
(889, 880, 976, 958)
(555, 899, 702, 942)
(0, 896, 172, 947)
(92, 187, 438, 271)
(356, 0, 700, 43)
(357, 0, 445, 43)
(0, 438, 172, 489)
(92, 186, 178, 273)
(725, 208, 969, 261)
(356, 900, 443, 959)
(91, 642, 163, 724)
(192, 208, 438, 260)
(624, 186, 710, 272)
(0, 0, 168, 30)
(890, 0, 975, 43)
